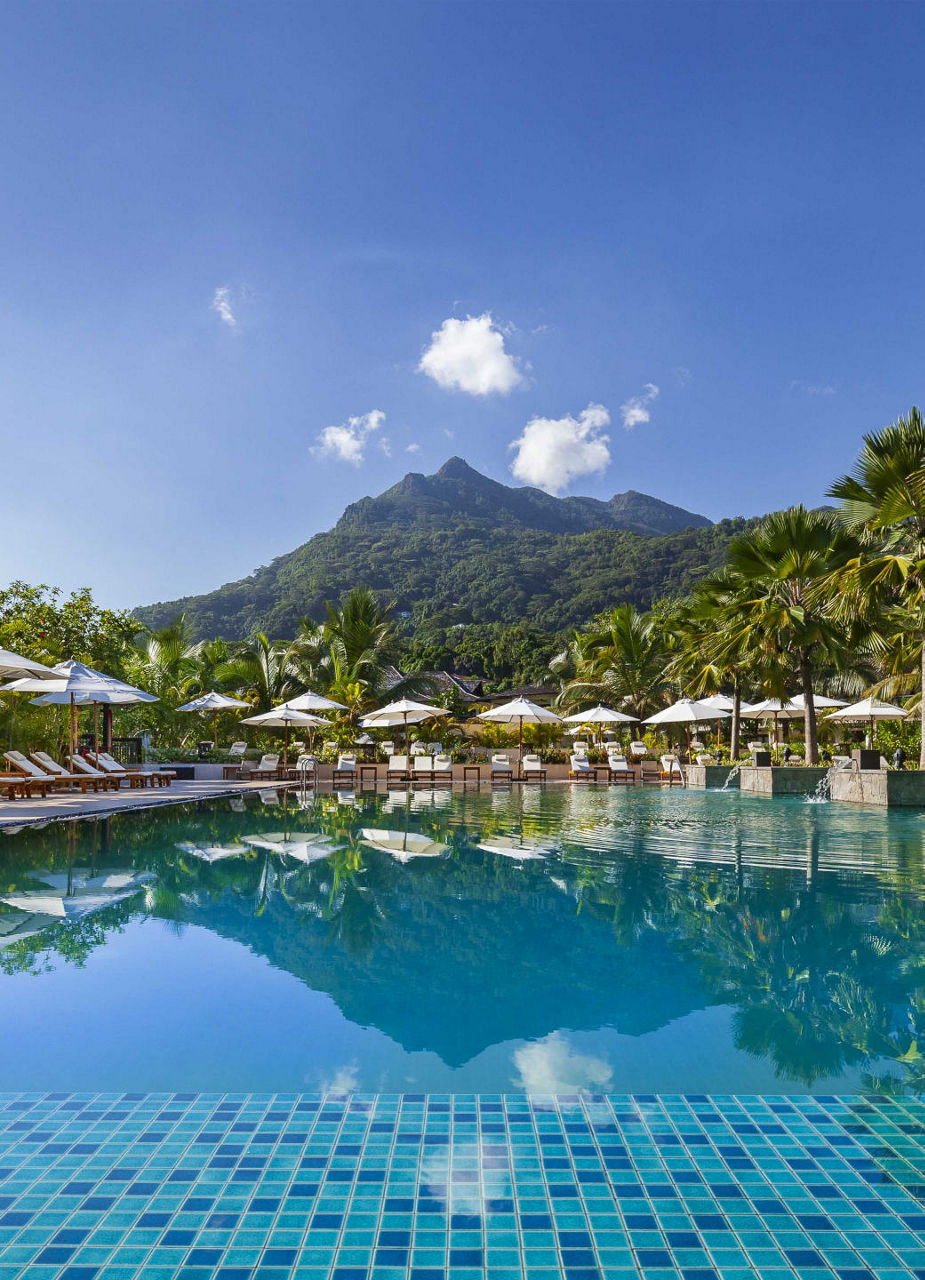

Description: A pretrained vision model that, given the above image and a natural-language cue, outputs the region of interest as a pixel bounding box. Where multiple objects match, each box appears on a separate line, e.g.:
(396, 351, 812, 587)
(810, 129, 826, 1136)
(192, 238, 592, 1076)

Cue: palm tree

(553, 604, 674, 720)
(670, 569, 763, 758)
(218, 632, 303, 711)
(829, 407, 925, 766)
(722, 507, 862, 763)
(132, 615, 197, 703)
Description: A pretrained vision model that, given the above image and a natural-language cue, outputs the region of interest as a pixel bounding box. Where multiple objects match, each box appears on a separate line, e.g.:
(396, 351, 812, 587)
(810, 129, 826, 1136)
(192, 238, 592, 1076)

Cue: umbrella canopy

(478, 697, 562, 763)
(644, 697, 730, 756)
(743, 697, 802, 718)
(698, 693, 757, 713)
(644, 698, 730, 724)
(790, 692, 848, 709)
(6, 660, 158, 756)
(0, 648, 61, 681)
(240, 706, 329, 764)
(178, 690, 253, 745)
(827, 696, 908, 743)
(280, 691, 348, 712)
(177, 691, 251, 712)
(562, 705, 638, 724)
(360, 697, 448, 749)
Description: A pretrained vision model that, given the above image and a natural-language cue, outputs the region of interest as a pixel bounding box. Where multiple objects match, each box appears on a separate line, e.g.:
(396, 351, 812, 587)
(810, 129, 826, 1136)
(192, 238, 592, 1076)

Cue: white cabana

(239, 707, 329, 764)
(478, 697, 562, 763)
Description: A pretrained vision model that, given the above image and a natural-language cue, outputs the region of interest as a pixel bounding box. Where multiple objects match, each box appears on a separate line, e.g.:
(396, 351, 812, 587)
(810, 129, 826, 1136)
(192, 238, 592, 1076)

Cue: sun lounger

(629, 741, 648, 760)
(4, 750, 105, 794)
(380, 740, 395, 757)
(248, 753, 281, 781)
(0, 772, 53, 799)
(521, 753, 547, 782)
(660, 755, 684, 785)
(569, 753, 595, 781)
(31, 750, 120, 792)
(695, 752, 716, 765)
(228, 741, 248, 758)
(82, 752, 150, 788)
(333, 753, 357, 787)
(69, 753, 146, 789)
(490, 754, 513, 782)
(92, 751, 174, 787)
(606, 754, 635, 783)
(293, 754, 317, 785)
(639, 760, 662, 784)
(412, 756, 434, 783)
(386, 755, 409, 784)
(432, 753, 453, 780)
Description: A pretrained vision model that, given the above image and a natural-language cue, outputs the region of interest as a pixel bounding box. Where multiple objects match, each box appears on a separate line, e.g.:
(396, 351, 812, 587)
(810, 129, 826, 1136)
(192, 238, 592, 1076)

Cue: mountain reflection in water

(1, 786, 925, 1095)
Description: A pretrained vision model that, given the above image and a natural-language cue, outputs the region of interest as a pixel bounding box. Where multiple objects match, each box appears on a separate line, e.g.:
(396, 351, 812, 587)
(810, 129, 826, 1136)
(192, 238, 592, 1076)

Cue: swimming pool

(1, 786, 924, 1096)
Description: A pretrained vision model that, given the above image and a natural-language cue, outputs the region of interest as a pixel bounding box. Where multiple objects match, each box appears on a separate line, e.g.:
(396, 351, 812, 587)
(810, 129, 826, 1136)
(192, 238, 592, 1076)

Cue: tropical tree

(131, 615, 198, 703)
(552, 604, 675, 720)
(218, 632, 304, 711)
(829, 407, 925, 766)
(721, 507, 863, 763)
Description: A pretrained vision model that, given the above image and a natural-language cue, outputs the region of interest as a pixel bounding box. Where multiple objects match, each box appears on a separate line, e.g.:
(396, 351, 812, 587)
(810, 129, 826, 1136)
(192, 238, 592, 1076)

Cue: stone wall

(685, 765, 739, 789)
(829, 768, 925, 807)
(739, 766, 828, 795)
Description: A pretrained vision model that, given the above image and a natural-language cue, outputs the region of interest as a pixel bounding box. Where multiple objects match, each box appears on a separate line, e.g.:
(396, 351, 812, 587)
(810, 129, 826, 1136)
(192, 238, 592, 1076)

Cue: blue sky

(1, 1, 924, 609)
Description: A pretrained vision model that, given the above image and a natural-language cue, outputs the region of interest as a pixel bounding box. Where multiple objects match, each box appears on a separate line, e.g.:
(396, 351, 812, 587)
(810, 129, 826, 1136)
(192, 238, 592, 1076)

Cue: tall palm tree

(829, 407, 925, 766)
(721, 507, 862, 763)
(553, 604, 674, 720)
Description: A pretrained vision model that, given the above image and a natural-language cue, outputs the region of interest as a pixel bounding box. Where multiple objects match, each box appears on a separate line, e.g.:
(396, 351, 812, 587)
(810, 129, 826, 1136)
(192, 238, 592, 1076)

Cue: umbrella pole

(213, 710, 218, 745)
(69, 692, 76, 759)
(93, 702, 99, 758)
(284, 722, 289, 766)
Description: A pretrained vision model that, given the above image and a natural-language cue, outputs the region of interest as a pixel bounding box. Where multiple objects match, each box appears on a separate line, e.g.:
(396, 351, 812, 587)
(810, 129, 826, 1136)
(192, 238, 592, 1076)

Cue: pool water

(2, 786, 925, 1096)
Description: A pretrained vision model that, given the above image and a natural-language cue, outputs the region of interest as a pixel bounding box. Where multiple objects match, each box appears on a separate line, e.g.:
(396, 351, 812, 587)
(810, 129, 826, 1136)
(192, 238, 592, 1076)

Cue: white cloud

(312, 409, 385, 465)
(211, 286, 236, 328)
(620, 383, 659, 430)
(790, 379, 836, 396)
(380, 436, 392, 458)
(512, 1032, 613, 1095)
(509, 402, 610, 494)
(418, 312, 524, 396)
(406, 443, 421, 454)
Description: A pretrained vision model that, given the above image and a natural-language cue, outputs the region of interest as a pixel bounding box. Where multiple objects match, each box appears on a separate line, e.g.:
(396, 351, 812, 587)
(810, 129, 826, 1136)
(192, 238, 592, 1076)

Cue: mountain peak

(436, 456, 483, 481)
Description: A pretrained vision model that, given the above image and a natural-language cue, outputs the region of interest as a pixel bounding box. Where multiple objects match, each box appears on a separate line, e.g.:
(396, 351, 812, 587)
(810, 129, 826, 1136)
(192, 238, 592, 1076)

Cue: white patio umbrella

(360, 697, 449, 750)
(7, 660, 158, 757)
(0, 648, 61, 681)
(239, 706, 329, 765)
(744, 697, 802, 754)
(697, 693, 756, 746)
(790, 692, 848, 709)
(478, 697, 563, 764)
(826, 696, 908, 744)
(280, 691, 348, 713)
(476, 835, 553, 861)
(644, 697, 730, 756)
(563, 705, 637, 744)
(177, 691, 252, 743)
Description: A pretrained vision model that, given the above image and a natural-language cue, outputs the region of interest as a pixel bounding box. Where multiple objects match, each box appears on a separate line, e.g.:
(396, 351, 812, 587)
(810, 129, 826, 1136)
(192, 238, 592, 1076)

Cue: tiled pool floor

(1, 1094, 925, 1280)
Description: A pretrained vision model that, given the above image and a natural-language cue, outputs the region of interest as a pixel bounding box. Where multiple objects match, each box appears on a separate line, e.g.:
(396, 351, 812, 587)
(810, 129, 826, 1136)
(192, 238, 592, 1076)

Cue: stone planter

(830, 768, 925, 808)
(685, 765, 739, 789)
(739, 765, 828, 796)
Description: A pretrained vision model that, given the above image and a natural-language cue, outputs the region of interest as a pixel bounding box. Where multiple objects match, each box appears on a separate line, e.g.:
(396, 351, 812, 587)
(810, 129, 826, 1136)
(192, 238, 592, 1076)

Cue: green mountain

(136, 458, 747, 639)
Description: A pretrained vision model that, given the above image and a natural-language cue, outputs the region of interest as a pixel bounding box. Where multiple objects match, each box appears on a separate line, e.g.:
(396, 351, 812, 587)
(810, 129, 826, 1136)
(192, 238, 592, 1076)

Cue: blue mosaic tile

(0, 1095, 924, 1278)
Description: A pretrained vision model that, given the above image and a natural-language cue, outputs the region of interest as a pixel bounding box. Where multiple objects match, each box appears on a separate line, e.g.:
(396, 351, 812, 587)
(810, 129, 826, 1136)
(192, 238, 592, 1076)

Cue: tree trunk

(731, 675, 741, 760)
(800, 650, 819, 765)
(920, 633, 925, 769)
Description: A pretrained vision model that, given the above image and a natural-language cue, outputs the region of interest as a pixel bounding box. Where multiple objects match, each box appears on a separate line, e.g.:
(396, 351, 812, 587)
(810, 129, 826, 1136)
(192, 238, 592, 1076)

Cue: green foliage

(0, 581, 138, 672)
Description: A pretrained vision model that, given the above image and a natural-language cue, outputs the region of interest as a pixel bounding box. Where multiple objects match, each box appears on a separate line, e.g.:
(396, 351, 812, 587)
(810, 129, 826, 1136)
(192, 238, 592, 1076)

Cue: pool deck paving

(0, 1090, 924, 1280)
(0, 779, 297, 830)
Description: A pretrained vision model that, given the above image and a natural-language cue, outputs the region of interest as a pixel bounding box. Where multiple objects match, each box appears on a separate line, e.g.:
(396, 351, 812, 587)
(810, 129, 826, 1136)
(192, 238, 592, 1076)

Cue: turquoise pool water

(1, 786, 925, 1096)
